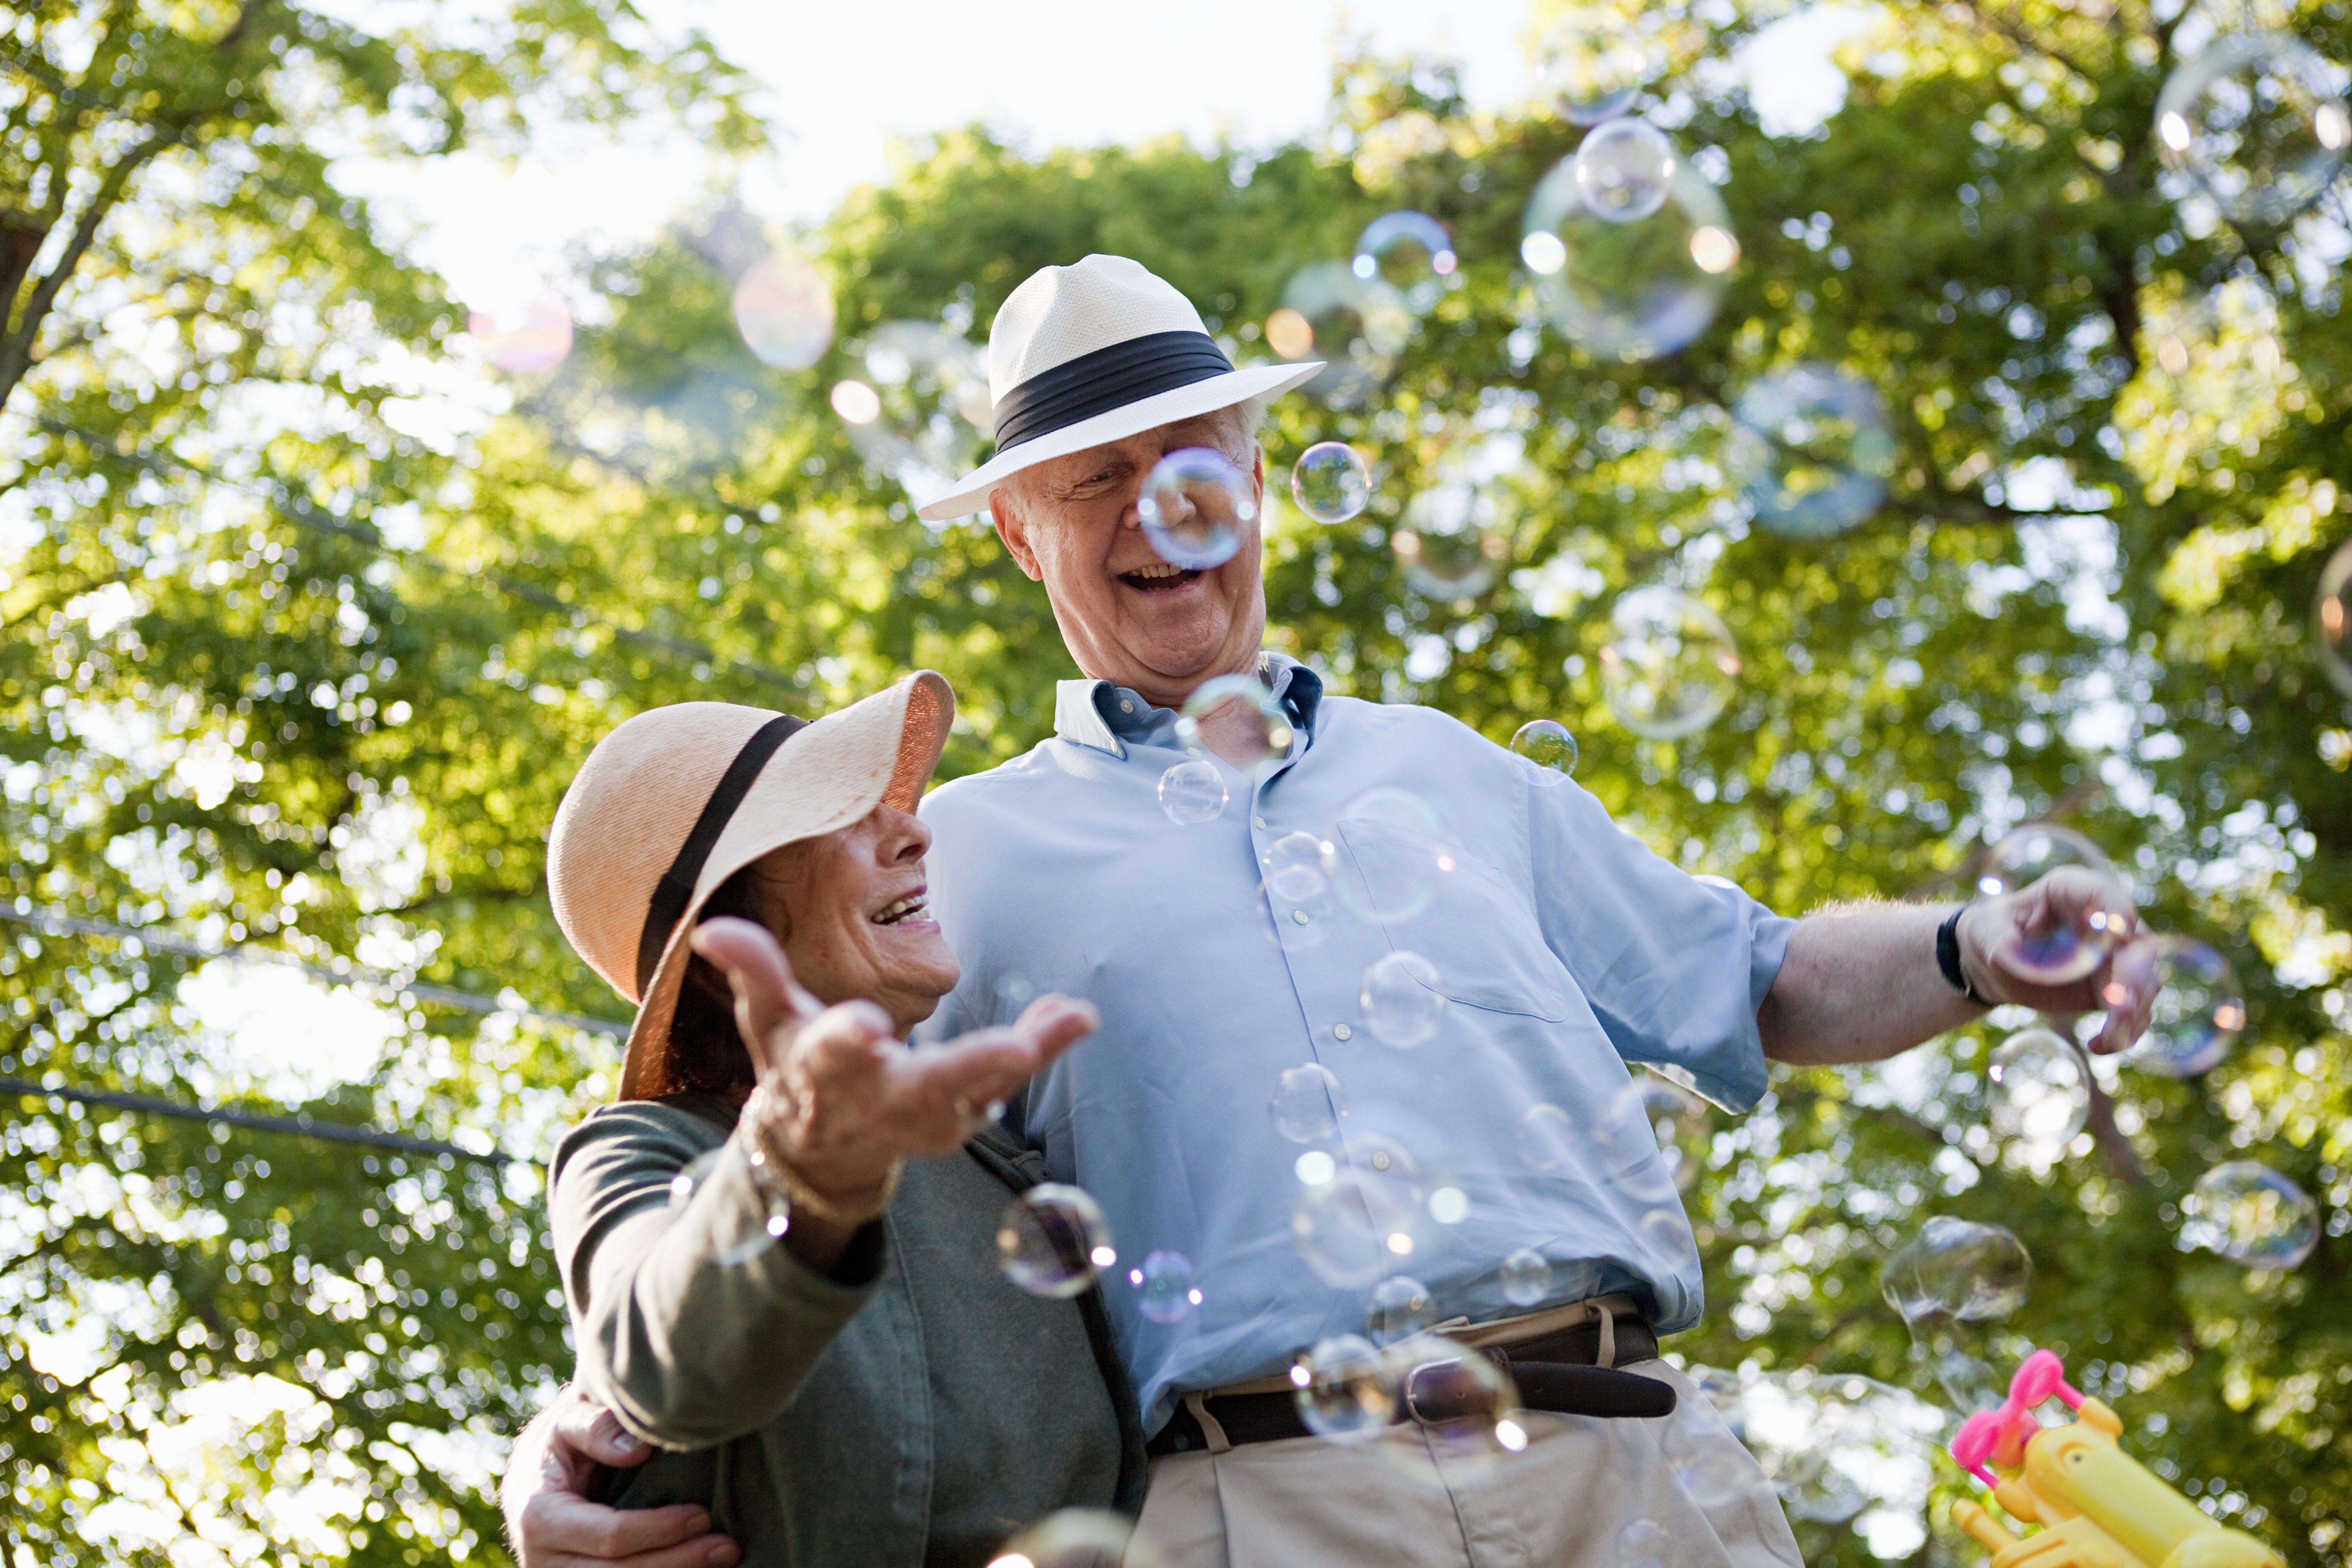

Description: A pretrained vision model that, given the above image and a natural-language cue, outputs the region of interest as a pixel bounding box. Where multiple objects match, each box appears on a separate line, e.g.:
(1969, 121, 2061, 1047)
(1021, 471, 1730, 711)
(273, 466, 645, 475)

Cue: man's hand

(502, 1384, 740, 1568)
(1956, 864, 2159, 1054)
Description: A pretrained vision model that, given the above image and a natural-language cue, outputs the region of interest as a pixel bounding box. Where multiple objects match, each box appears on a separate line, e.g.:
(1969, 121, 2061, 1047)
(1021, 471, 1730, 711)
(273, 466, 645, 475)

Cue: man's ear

(989, 489, 1045, 582)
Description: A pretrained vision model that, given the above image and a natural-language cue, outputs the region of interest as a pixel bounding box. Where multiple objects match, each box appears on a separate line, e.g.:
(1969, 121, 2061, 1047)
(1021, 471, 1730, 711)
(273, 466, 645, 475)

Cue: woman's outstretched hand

(689, 917, 1096, 1231)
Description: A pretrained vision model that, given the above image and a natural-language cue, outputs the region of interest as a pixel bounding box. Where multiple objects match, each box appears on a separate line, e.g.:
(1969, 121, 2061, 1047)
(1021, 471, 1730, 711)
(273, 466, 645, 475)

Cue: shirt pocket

(1336, 821, 1577, 1023)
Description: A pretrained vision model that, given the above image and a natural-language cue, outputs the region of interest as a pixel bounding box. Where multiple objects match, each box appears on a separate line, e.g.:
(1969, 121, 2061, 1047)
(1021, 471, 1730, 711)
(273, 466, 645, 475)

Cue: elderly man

(509, 254, 2155, 1568)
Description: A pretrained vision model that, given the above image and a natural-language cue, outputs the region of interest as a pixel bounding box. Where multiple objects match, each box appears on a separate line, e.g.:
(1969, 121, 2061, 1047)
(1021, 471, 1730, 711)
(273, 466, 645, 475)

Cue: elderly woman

(524, 671, 1144, 1568)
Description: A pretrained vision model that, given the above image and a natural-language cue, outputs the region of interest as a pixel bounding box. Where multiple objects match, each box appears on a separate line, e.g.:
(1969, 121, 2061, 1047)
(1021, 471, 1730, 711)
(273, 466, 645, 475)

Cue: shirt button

(1291, 909, 1310, 926)
(1120, 700, 1135, 713)
(1371, 1151, 1392, 1171)
(1333, 1024, 1353, 1041)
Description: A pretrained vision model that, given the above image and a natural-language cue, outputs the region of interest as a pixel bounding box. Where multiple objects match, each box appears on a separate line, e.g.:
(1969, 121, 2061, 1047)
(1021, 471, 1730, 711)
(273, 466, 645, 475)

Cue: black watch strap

(1936, 906, 1987, 1005)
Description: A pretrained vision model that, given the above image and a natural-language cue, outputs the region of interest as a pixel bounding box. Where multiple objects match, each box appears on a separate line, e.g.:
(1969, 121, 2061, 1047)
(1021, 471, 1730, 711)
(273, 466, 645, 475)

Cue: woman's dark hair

(658, 859, 784, 1097)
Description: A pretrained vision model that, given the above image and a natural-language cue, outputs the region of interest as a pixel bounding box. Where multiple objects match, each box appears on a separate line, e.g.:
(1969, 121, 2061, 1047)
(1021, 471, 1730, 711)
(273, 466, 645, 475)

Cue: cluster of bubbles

(1288, 1330, 1528, 1471)
(1880, 1216, 2035, 1412)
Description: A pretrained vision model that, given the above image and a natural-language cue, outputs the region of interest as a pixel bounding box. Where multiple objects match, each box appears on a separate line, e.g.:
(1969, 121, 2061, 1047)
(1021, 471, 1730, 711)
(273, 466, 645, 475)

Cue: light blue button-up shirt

(917, 655, 1794, 1432)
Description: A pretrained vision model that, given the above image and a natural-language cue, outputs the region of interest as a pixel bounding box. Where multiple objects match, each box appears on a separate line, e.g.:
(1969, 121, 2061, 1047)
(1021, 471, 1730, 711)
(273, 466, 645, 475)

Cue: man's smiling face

(987, 410, 1267, 711)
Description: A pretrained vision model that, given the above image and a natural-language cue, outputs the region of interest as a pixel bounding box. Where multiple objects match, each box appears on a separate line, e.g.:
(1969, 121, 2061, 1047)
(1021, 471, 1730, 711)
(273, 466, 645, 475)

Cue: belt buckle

(1400, 1355, 1477, 1426)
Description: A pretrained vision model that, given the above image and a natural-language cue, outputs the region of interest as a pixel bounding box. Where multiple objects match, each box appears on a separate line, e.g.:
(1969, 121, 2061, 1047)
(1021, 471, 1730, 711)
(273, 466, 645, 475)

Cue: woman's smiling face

(747, 801, 960, 1034)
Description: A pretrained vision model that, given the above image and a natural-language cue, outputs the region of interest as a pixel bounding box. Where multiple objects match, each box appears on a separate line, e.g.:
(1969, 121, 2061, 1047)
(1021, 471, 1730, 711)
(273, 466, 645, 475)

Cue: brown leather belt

(1147, 1314, 1669, 1457)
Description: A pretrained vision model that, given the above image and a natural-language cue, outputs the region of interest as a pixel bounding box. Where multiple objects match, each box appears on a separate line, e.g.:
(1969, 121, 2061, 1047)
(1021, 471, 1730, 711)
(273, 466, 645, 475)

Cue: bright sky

(350, 0, 1868, 314)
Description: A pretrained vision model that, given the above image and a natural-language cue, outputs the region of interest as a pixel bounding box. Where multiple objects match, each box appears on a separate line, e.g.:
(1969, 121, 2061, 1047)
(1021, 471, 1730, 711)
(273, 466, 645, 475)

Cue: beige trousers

(1131, 1359, 1804, 1568)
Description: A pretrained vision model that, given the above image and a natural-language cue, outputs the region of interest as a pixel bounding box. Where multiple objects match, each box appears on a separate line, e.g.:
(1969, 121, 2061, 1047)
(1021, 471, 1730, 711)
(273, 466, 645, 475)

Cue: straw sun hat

(548, 671, 955, 1100)
(914, 253, 1325, 522)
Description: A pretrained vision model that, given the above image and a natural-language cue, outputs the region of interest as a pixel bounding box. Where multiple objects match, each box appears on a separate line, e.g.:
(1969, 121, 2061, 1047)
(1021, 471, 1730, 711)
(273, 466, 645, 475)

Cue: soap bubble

(1728, 366, 1897, 538)
(1428, 1186, 1470, 1225)
(1394, 482, 1509, 600)
(988, 1508, 1161, 1568)
(1270, 1063, 1346, 1145)
(1367, 1275, 1437, 1346)
(997, 1183, 1115, 1299)
(1130, 1249, 1201, 1324)
(2121, 936, 2246, 1077)
(1986, 1028, 2087, 1160)
(467, 295, 574, 374)
(2317, 538, 2352, 695)
(1291, 1333, 1395, 1443)
(1523, 151, 1736, 362)
(1499, 1247, 1552, 1308)
(666, 1145, 785, 1266)
(1660, 1397, 1771, 1508)
(1573, 118, 1679, 223)
(1977, 823, 2114, 896)
(2155, 31, 2351, 227)
(1596, 1075, 1712, 1201)
(1292, 1133, 1429, 1287)
(1516, 1103, 1579, 1172)
(1263, 831, 1332, 903)
(2184, 1161, 2319, 1268)
(1324, 787, 1455, 924)
(733, 250, 834, 370)
(1176, 674, 1294, 775)
(1386, 1339, 1525, 1461)
(1157, 760, 1227, 826)
(1139, 447, 1256, 571)
(1509, 720, 1580, 779)
(1533, 8, 1658, 125)
(1879, 1216, 2033, 1324)
(1291, 442, 1373, 524)
(1598, 588, 1741, 739)
(1992, 903, 2130, 987)
(1620, 1520, 1670, 1568)
(1269, 262, 1413, 408)
(1353, 210, 1459, 314)
(1738, 1370, 1944, 1526)
(842, 321, 994, 486)
(1360, 951, 1448, 1047)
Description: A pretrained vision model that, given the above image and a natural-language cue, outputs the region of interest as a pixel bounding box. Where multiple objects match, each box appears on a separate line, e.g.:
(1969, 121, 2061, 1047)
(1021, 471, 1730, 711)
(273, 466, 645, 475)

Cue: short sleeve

(1525, 770, 1795, 1111)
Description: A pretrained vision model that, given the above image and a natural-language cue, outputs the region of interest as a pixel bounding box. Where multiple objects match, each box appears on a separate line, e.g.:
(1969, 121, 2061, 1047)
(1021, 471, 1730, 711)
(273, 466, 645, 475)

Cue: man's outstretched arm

(1758, 866, 2156, 1067)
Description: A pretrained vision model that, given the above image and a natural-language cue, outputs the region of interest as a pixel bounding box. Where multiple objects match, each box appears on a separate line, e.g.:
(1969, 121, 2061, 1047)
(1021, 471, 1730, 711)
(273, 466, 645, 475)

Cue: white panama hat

(914, 254, 1324, 522)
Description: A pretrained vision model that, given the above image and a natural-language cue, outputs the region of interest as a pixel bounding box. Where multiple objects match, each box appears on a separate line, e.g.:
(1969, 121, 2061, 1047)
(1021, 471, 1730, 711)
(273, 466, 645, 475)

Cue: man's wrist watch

(1936, 904, 1989, 1006)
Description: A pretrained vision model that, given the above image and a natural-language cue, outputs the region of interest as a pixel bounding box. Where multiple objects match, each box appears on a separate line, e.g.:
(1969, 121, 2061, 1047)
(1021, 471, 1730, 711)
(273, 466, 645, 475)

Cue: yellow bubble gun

(1948, 1350, 2281, 1568)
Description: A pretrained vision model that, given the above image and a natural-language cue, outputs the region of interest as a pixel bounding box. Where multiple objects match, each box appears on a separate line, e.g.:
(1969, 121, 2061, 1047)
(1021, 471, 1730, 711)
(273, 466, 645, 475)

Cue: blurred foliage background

(2, 0, 2349, 1562)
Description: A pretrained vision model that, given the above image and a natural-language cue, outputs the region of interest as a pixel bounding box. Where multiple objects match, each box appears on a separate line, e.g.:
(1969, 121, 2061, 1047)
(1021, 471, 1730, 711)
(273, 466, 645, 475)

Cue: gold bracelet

(738, 1123, 902, 1228)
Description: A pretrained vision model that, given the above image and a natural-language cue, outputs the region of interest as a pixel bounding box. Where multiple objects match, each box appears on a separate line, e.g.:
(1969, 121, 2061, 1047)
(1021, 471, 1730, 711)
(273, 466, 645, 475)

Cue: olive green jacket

(549, 1094, 1148, 1568)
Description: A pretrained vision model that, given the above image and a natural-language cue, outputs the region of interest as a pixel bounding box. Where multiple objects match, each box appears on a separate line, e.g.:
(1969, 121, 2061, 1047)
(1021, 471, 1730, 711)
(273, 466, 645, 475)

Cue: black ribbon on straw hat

(633, 714, 807, 997)
(990, 330, 1235, 453)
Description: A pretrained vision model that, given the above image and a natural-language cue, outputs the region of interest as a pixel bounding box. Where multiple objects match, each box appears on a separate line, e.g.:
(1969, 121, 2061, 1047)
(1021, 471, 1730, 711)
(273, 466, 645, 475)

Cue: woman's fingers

(690, 918, 823, 1077)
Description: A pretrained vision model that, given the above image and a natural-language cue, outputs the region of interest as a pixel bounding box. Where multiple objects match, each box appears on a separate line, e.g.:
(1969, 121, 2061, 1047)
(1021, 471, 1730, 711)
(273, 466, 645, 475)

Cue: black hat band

(634, 713, 806, 997)
(990, 330, 1236, 454)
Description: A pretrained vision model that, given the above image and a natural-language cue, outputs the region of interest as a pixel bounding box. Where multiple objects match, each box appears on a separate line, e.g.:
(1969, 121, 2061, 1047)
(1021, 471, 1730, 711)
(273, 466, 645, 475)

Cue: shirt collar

(1051, 653, 1325, 760)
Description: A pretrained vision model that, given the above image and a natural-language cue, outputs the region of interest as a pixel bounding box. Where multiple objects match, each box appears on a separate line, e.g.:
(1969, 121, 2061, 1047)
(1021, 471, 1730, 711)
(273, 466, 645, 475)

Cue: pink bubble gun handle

(1948, 1348, 2084, 1485)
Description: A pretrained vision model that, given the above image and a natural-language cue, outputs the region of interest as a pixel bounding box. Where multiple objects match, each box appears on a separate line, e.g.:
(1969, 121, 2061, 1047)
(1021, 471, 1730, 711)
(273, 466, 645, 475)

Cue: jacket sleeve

(548, 1101, 885, 1450)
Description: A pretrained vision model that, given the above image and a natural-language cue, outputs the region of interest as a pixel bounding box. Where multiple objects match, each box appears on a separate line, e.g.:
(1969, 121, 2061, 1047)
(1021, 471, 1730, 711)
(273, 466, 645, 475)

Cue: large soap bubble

(1139, 447, 1256, 571)
(2184, 1160, 2319, 1268)
(1509, 719, 1580, 779)
(1156, 760, 1226, 826)
(2318, 537, 2352, 695)
(1353, 211, 1458, 315)
(1986, 1028, 2087, 1161)
(666, 1145, 784, 1266)
(2155, 31, 2351, 227)
(733, 250, 835, 370)
(997, 1183, 1116, 1298)
(1879, 1216, 2033, 1325)
(1290, 1333, 1395, 1443)
(1977, 823, 2114, 896)
(1523, 153, 1738, 362)
(1595, 1074, 1712, 1200)
(1176, 674, 1294, 775)
(2120, 935, 2245, 1077)
(1499, 1247, 1552, 1308)
(1573, 118, 1679, 223)
(1360, 951, 1448, 1047)
(467, 295, 574, 374)
(1728, 366, 1897, 538)
(1267, 262, 1413, 408)
(1393, 481, 1509, 600)
(1291, 442, 1373, 524)
(1292, 1132, 1430, 1287)
(1533, 8, 1659, 125)
(1598, 587, 1741, 739)
(1323, 787, 1454, 924)
(1130, 1249, 1200, 1324)
(1269, 1062, 1346, 1145)
(1366, 1275, 1437, 1346)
